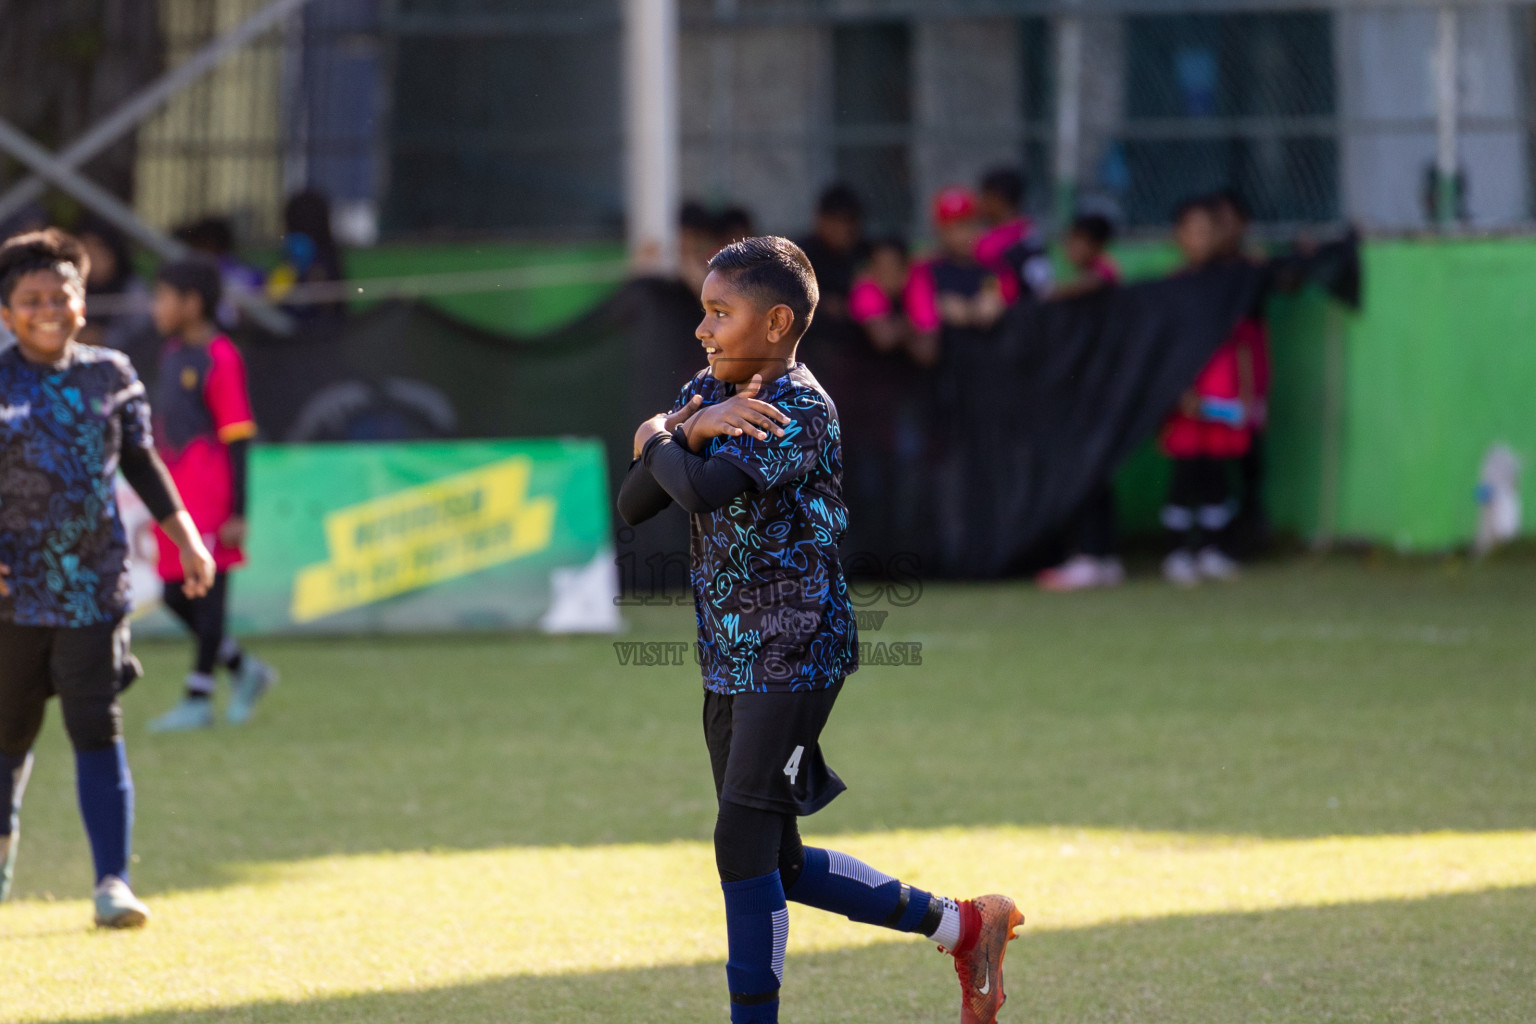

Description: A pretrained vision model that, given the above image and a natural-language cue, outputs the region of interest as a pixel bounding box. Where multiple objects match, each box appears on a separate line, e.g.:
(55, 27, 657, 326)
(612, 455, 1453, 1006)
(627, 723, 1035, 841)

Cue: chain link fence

(680, 0, 1536, 238)
(11, 0, 1533, 244)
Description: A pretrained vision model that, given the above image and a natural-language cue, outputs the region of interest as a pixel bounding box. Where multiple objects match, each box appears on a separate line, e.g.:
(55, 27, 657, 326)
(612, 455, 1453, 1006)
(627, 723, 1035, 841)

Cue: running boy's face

(1174, 208, 1218, 267)
(152, 282, 204, 338)
(696, 270, 797, 386)
(1, 267, 86, 363)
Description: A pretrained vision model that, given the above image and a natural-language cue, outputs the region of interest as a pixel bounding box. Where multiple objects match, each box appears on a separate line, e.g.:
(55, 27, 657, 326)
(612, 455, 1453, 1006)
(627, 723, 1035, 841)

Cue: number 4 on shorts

(783, 745, 805, 786)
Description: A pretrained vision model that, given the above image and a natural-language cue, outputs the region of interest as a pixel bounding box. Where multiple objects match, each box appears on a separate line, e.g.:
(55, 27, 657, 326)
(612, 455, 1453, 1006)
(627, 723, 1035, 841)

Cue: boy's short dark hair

(157, 257, 223, 322)
(1070, 214, 1114, 247)
(708, 236, 819, 341)
(979, 167, 1026, 209)
(815, 184, 863, 221)
(0, 229, 89, 307)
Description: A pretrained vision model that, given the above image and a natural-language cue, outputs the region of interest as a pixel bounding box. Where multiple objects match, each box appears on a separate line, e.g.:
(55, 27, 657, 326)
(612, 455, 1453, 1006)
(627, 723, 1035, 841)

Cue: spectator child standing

(848, 237, 914, 357)
(145, 259, 277, 732)
(975, 166, 1052, 301)
(796, 184, 867, 324)
(1159, 198, 1254, 586)
(906, 187, 1014, 366)
(1053, 214, 1121, 298)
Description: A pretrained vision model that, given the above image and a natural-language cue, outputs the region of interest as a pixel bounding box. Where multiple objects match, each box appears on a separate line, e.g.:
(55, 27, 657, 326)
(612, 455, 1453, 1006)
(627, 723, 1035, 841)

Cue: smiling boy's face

(2, 267, 86, 364)
(695, 270, 796, 386)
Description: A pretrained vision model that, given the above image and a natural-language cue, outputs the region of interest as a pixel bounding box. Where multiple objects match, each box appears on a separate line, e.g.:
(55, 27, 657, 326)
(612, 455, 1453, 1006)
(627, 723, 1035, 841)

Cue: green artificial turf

(4, 556, 1534, 1022)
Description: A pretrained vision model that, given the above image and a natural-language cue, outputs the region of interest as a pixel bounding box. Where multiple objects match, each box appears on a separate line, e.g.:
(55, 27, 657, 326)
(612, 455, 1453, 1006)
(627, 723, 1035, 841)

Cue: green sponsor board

(133, 439, 618, 636)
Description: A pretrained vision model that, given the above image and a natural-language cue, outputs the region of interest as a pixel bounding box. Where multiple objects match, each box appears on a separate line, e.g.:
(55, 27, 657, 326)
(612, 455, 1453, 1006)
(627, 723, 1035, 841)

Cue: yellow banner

(291, 456, 556, 622)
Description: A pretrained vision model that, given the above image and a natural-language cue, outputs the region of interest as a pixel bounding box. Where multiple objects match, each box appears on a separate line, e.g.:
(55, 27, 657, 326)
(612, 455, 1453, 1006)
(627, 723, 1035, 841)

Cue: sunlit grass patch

(5, 826, 1534, 1022)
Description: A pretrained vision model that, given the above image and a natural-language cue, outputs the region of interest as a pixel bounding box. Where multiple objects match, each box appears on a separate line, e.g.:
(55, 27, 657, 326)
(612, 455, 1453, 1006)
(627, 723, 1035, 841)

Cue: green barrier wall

(345, 242, 625, 334)
(1323, 239, 1536, 549)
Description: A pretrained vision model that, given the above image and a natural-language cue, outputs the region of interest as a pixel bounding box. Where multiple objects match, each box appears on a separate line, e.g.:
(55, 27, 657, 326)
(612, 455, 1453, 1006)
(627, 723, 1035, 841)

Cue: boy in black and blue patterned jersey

(0, 230, 215, 928)
(619, 237, 1023, 1024)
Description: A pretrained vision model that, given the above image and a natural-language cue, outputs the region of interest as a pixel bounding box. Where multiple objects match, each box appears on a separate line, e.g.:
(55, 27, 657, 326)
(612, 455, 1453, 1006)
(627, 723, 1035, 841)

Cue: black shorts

(703, 683, 846, 816)
(0, 618, 141, 756)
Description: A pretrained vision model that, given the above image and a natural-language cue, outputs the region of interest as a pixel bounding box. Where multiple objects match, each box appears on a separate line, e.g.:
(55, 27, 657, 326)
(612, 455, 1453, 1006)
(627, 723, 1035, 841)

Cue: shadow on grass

(30, 886, 1536, 1024)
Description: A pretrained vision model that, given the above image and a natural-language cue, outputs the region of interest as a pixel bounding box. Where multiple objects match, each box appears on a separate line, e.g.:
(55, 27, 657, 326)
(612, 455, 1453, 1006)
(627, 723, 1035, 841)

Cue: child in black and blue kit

(619, 237, 1023, 1024)
(0, 230, 215, 927)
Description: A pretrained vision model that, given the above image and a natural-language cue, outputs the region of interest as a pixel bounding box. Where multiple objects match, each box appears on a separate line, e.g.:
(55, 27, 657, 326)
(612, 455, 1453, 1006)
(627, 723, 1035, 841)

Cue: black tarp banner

(224, 238, 1358, 581)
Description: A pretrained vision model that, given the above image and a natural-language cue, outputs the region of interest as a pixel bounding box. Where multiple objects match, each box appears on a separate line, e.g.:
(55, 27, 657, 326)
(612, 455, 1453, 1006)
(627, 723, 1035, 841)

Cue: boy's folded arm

(119, 443, 185, 523)
(639, 433, 755, 514)
(616, 456, 674, 525)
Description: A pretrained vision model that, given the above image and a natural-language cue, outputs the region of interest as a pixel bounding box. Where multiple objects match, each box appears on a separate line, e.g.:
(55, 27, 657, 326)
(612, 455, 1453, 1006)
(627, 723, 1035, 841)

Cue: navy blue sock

(722, 871, 787, 1024)
(784, 847, 940, 933)
(1, 751, 31, 838)
(75, 742, 133, 884)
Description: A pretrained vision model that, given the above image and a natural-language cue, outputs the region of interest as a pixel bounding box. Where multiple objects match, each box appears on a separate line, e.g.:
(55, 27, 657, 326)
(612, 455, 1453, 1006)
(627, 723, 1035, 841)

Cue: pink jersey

(975, 218, 1032, 268)
(848, 276, 896, 323)
(1160, 320, 1260, 460)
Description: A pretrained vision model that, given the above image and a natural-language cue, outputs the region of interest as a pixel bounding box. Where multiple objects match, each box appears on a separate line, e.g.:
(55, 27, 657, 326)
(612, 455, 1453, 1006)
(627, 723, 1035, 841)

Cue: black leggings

(714, 799, 807, 888)
(161, 572, 230, 675)
(1168, 457, 1230, 510)
(1166, 457, 1234, 553)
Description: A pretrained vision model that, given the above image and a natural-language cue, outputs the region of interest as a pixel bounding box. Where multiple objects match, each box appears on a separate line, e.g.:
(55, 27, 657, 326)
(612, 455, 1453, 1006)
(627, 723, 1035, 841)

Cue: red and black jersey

(152, 335, 256, 580)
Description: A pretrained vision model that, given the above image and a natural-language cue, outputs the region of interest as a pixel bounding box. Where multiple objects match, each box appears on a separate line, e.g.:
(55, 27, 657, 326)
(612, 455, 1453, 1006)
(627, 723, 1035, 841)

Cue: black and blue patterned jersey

(672, 363, 859, 693)
(0, 344, 153, 627)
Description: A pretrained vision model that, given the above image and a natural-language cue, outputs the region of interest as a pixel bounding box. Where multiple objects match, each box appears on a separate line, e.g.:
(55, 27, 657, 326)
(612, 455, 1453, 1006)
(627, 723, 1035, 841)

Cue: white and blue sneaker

(148, 696, 215, 733)
(93, 875, 150, 928)
(227, 656, 277, 725)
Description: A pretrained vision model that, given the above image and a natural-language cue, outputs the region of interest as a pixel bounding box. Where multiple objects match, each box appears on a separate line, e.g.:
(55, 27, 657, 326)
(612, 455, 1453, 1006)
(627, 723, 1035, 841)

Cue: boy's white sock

(929, 895, 963, 948)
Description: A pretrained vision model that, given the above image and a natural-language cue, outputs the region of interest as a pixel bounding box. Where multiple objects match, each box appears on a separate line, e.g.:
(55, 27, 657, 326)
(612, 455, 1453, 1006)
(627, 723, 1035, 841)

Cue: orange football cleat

(940, 894, 1025, 1024)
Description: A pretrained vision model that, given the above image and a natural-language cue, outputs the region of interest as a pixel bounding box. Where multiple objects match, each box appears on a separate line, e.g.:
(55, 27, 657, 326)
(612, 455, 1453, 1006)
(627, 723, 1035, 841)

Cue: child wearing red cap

(905, 187, 1017, 365)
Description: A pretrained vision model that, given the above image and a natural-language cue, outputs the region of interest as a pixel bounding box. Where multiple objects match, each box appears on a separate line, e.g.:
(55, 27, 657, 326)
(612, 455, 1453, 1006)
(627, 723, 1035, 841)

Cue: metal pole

(0, 0, 317, 225)
(1433, 5, 1459, 227)
(708, 0, 738, 203)
(1053, 14, 1083, 228)
(0, 119, 294, 335)
(624, 0, 680, 273)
